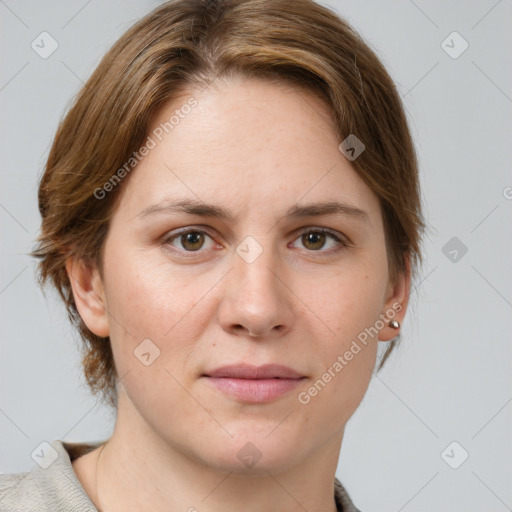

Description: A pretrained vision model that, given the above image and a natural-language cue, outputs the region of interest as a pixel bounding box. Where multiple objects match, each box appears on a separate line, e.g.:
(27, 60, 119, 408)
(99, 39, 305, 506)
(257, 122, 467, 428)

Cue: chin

(192, 429, 308, 476)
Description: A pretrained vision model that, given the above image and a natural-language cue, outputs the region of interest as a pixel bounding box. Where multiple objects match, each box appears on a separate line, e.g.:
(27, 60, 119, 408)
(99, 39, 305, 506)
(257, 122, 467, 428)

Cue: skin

(67, 75, 410, 512)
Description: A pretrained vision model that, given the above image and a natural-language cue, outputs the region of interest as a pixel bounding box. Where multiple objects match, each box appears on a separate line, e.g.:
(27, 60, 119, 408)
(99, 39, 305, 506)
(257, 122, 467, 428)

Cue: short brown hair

(31, 0, 426, 409)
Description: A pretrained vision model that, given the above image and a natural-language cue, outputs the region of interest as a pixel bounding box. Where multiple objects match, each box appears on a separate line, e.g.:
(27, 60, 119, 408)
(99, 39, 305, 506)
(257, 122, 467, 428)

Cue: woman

(0, 0, 425, 510)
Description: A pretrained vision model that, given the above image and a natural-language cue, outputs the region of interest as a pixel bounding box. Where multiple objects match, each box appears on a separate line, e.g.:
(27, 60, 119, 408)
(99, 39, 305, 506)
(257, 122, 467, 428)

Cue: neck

(93, 393, 342, 512)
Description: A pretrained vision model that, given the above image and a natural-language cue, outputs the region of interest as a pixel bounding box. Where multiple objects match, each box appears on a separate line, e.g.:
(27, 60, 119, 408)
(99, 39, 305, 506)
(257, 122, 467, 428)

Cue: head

(32, 0, 425, 472)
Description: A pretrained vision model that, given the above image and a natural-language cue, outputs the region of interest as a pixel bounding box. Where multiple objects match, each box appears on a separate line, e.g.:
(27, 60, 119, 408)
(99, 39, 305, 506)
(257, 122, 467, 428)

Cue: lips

(204, 364, 304, 380)
(203, 364, 306, 403)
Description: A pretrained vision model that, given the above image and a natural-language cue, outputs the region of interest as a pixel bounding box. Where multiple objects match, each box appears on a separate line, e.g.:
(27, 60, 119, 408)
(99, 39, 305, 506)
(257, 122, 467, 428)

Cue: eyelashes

(291, 227, 349, 254)
(164, 229, 217, 253)
(162, 226, 350, 257)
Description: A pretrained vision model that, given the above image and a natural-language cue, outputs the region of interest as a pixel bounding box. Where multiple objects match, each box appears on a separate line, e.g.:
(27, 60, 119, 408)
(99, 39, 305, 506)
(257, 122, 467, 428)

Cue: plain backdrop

(1, 1, 511, 511)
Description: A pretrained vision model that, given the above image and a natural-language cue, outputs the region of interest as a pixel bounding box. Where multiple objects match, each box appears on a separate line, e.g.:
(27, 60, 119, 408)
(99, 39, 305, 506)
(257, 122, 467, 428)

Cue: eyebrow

(136, 198, 370, 224)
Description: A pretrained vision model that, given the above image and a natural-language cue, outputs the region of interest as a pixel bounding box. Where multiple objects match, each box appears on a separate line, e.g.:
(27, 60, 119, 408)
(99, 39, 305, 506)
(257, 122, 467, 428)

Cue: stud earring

(389, 320, 400, 329)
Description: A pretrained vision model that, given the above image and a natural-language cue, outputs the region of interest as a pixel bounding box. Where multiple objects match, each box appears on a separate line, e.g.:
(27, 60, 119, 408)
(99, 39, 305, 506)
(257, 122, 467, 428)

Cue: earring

(389, 320, 400, 329)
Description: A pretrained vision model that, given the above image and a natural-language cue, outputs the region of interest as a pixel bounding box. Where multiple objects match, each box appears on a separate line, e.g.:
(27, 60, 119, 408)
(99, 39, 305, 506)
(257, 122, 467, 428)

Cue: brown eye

(301, 232, 327, 251)
(291, 228, 348, 255)
(164, 229, 216, 253)
(180, 231, 205, 251)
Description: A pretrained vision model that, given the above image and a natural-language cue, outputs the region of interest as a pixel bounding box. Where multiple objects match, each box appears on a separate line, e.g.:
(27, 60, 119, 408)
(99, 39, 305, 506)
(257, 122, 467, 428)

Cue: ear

(378, 253, 411, 342)
(65, 257, 109, 338)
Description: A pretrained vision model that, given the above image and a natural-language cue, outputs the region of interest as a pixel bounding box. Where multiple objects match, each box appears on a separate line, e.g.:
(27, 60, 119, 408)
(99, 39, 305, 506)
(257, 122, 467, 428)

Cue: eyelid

(291, 226, 351, 254)
(294, 225, 350, 244)
(161, 225, 351, 255)
(162, 225, 217, 241)
(161, 226, 219, 252)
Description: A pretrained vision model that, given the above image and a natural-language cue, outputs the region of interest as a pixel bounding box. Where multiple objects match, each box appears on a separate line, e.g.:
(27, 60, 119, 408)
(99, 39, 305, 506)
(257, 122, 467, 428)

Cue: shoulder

(0, 440, 101, 512)
(0, 470, 44, 511)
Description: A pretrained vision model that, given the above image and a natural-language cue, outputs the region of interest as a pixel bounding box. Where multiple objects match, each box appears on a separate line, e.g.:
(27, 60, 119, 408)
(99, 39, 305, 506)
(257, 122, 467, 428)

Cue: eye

(163, 229, 217, 253)
(162, 226, 350, 257)
(291, 228, 349, 254)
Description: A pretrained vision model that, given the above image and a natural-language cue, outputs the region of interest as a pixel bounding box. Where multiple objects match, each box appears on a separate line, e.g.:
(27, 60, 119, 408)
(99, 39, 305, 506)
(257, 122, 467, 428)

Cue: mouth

(202, 364, 306, 403)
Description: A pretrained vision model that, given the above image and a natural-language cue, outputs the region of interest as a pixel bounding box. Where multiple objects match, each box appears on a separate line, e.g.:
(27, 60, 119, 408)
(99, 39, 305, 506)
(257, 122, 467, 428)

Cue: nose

(217, 244, 294, 340)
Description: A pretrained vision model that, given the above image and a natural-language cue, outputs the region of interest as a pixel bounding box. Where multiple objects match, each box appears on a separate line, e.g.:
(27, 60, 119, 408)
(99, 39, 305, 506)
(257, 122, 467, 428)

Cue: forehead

(113, 76, 381, 223)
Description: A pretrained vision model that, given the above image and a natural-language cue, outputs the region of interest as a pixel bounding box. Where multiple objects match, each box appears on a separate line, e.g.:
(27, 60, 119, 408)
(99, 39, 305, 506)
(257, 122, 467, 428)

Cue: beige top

(0, 440, 361, 511)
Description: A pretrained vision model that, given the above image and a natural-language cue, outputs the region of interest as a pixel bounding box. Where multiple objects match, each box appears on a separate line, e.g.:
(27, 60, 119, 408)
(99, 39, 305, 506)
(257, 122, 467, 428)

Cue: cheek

(297, 304, 378, 436)
(295, 261, 387, 345)
(301, 344, 376, 438)
(292, 264, 384, 424)
(102, 248, 219, 375)
(101, 252, 212, 431)
(104, 245, 177, 330)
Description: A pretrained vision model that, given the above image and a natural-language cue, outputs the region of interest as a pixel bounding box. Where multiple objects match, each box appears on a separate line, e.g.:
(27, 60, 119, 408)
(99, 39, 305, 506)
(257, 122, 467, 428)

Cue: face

(70, 75, 408, 474)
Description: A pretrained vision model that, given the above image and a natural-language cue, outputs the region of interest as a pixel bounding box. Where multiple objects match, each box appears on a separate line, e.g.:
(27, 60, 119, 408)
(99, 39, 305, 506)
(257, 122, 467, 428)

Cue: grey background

(1, 1, 511, 511)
